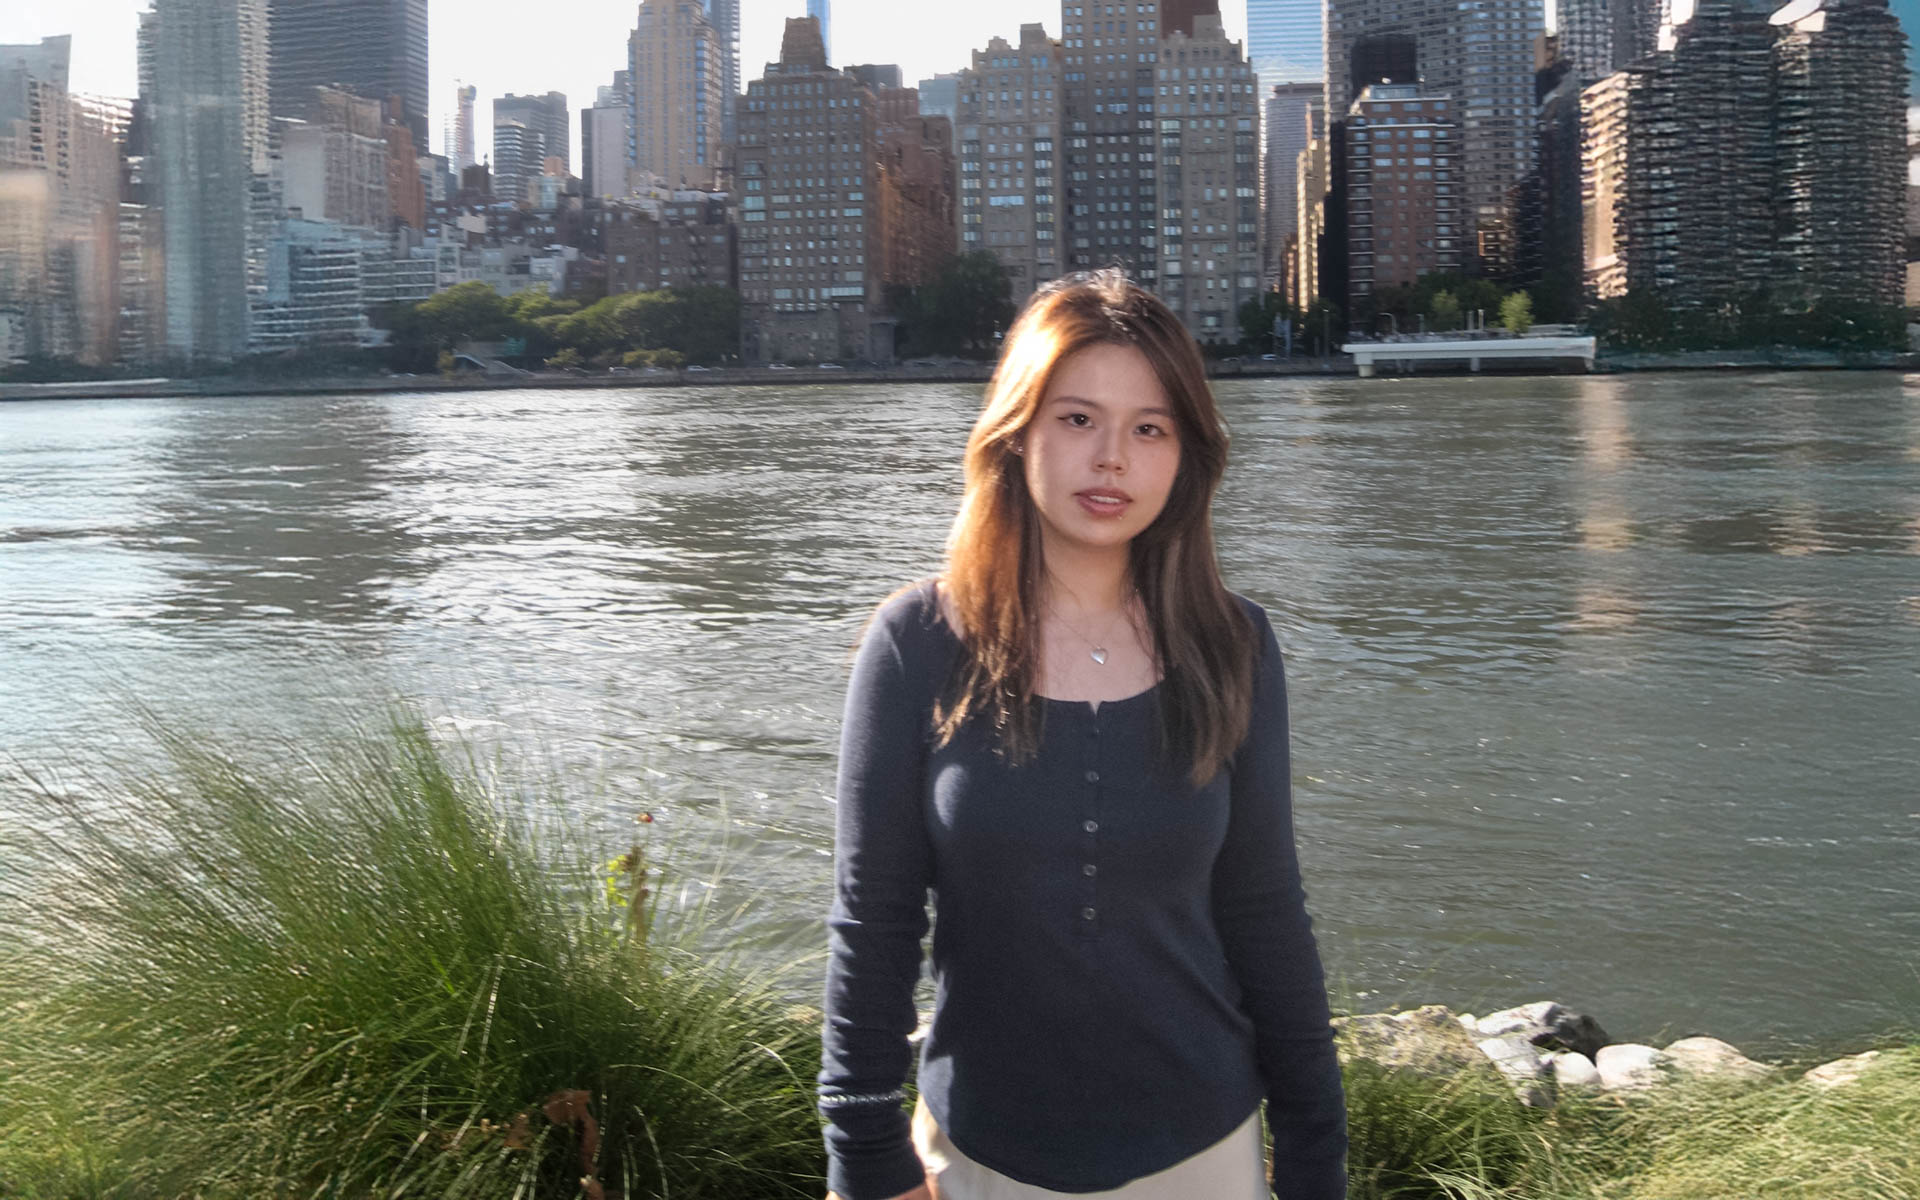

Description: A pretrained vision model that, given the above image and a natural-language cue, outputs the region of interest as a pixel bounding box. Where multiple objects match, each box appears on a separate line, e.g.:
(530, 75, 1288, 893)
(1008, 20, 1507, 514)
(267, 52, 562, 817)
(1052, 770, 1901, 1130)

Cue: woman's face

(1021, 342, 1183, 558)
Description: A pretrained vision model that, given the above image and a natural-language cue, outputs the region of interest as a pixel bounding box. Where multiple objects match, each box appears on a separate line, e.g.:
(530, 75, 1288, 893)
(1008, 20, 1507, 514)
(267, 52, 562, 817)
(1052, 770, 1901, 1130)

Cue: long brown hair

(932, 270, 1255, 787)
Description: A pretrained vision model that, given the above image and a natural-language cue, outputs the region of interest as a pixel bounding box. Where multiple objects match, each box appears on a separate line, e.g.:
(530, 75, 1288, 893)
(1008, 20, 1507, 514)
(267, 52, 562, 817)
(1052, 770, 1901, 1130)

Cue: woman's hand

(825, 1186, 932, 1200)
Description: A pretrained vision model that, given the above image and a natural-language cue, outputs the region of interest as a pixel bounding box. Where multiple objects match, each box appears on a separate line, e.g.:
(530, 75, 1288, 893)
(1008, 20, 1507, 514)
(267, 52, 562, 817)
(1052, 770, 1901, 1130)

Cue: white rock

(1479, 1034, 1548, 1076)
(1662, 1036, 1776, 1082)
(1474, 1001, 1563, 1039)
(1334, 1005, 1492, 1076)
(1546, 1050, 1601, 1088)
(1803, 1051, 1882, 1090)
(1478, 1033, 1552, 1106)
(1596, 1042, 1668, 1090)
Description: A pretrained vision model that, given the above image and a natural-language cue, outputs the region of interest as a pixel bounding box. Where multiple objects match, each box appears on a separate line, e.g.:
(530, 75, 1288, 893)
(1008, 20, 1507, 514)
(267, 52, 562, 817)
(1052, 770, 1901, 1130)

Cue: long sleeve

(1212, 605, 1349, 1200)
(818, 606, 934, 1200)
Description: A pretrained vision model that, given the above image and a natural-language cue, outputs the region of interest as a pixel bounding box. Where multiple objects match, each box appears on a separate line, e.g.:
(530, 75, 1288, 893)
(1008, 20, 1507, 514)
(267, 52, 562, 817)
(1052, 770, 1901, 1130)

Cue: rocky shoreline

(1338, 1000, 1887, 1108)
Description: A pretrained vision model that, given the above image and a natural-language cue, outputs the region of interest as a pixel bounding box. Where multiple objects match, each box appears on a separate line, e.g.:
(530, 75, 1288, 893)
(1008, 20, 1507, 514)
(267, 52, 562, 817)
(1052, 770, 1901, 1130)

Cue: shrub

(1500, 292, 1534, 336)
(0, 714, 825, 1199)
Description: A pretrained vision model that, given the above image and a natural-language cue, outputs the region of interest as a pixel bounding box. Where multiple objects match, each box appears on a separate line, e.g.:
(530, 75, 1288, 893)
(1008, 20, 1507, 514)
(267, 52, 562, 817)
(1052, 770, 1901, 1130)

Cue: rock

(1335, 1005, 1493, 1077)
(1595, 1043, 1668, 1091)
(1477, 1034, 1552, 1106)
(1803, 1051, 1882, 1090)
(1473, 1000, 1612, 1061)
(1661, 1036, 1777, 1082)
(1545, 1050, 1601, 1089)
(1474, 1001, 1561, 1039)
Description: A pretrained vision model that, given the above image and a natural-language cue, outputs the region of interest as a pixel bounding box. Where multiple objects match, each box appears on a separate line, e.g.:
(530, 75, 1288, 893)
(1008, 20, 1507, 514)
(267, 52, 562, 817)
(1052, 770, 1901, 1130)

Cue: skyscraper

(808, 0, 832, 63)
(628, 0, 725, 188)
(1264, 82, 1319, 289)
(1057, 0, 1184, 285)
(955, 24, 1064, 302)
(494, 91, 569, 175)
(1054, 0, 1261, 338)
(1772, 0, 1905, 305)
(146, 0, 270, 361)
(0, 36, 129, 364)
(0, 36, 72, 121)
(449, 82, 476, 172)
(706, 0, 742, 147)
(491, 120, 541, 204)
(582, 101, 629, 197)
(737, 16, 884, 361)
(916, 73, 962, 122)
(1326, 0, 1545, 269)
(268, 0, 429, 148)
(1345, 83, 1463, 312)
(1580, 0, 1903, 307)
(1247, 0, 1324, 91)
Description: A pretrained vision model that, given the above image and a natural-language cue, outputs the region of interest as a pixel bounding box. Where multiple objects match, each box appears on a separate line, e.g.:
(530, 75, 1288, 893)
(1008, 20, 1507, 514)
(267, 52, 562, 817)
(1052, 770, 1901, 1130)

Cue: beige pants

(910, 1098, 1267, 1200)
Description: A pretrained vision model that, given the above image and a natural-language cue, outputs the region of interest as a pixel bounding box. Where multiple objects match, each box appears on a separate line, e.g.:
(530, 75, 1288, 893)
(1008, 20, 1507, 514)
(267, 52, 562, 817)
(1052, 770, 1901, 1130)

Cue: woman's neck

(1039, 538, 1134, 616)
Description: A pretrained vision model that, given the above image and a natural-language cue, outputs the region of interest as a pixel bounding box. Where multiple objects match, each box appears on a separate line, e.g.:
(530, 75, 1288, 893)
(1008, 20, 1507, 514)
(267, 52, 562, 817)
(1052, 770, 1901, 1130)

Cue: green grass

(1338, 1039, 1920, 1200)
(1572, 1049, 1920, 1200)
(0, 713, 826, 1199)
(2, 713, 1914, 1200)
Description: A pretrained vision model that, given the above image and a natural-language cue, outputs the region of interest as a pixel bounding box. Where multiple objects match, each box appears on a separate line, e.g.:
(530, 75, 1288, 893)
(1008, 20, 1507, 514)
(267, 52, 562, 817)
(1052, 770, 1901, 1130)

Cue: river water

(3, 372, 1917, 1054)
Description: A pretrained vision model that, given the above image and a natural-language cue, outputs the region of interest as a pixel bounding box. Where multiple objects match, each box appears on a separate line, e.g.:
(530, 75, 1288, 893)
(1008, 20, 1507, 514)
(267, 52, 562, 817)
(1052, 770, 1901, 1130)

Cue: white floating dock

(1341, 335, 1598, 377)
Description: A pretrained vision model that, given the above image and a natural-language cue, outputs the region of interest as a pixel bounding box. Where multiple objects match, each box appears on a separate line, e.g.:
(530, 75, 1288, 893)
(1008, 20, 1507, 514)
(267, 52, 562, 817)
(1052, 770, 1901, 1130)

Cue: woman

(819, 272, 1347, 1200)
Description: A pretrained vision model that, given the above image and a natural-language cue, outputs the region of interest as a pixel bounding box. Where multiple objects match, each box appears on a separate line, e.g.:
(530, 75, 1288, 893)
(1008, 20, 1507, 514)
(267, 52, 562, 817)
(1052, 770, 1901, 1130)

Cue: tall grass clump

(1340, 1057, 1550, 1199)
(1558, 1049, 1920, 1200)
(0, 713, 826, 1199)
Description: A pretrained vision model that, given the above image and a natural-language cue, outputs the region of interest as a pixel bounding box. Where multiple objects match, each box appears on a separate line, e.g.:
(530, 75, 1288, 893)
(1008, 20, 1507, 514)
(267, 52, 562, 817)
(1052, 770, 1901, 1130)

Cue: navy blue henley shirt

(819, 580, 1347, 1199)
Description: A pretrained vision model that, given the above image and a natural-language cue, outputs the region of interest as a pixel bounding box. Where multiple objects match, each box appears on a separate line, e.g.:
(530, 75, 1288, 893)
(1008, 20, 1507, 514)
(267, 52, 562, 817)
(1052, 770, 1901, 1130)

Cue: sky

(3, 0, 1253, 167)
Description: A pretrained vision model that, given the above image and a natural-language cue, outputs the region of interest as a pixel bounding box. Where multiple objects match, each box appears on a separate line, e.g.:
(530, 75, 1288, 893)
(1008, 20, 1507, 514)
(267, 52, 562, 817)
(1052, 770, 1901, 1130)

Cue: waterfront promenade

(7, 345, 1920, 403)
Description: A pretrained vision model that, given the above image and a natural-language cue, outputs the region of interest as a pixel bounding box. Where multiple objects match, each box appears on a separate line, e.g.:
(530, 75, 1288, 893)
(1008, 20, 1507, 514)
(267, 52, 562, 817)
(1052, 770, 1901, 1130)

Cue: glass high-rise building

(807, 0, 831, 63)
(494, 91, 569, 176)
(706, 0, 741, 146)
(269, 0, 429, 148)
(449, 82, 476, 172)
(1247, 0, 1324, 91)
(628, 0, 725, 188)
(147, 0, 272, 361)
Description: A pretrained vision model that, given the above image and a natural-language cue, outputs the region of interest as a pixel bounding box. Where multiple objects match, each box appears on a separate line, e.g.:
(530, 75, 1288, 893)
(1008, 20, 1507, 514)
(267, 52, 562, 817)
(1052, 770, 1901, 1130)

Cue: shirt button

(1082, 863, 1097, 877)
(1085, 769, 1100, 783)
(1082, 819, 1099, 834)
(1081, 906, 1097, 920)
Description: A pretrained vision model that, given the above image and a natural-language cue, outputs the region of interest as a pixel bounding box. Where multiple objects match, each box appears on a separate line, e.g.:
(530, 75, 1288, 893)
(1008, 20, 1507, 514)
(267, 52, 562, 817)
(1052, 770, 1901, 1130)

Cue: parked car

(816, 362, 845, 370)
(609, 366, 633, 375)
(769, 362, 795, 370)
(686, 364, 710, 372)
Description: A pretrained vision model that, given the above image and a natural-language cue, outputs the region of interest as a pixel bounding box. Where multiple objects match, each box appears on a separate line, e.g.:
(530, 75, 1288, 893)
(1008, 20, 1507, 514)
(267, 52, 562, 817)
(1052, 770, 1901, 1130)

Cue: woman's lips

(1075, 488, 1133, 518)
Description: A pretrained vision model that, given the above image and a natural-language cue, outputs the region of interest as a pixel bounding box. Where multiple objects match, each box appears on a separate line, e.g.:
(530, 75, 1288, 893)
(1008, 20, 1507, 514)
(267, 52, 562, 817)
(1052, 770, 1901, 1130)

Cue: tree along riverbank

(2, 716, 1914, 1199)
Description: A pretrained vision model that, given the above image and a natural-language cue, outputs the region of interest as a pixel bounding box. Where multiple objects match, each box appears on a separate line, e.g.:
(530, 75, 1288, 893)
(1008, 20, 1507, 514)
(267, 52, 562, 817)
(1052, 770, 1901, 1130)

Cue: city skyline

(1, 0, 1260, 169)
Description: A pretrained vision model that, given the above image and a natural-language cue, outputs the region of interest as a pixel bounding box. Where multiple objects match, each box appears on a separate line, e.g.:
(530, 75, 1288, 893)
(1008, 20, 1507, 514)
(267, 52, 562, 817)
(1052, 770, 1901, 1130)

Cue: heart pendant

(1090, 647, 1108, 665)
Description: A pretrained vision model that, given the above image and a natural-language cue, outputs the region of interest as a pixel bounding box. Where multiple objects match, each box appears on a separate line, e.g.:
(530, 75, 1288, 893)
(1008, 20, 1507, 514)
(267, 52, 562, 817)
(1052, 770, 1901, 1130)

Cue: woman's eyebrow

(1051, 394, 1173, 418)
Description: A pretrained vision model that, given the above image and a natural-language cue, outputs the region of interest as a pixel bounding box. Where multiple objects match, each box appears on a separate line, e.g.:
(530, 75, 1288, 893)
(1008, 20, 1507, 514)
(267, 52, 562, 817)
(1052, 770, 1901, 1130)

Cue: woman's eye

(1063, 412, 1091, 427)
(1137, 424, 1164, 437)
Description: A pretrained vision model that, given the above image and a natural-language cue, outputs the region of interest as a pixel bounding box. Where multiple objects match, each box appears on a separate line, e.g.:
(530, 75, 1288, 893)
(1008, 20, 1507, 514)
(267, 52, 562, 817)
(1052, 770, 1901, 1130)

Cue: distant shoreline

(4, 348, 1914, 402)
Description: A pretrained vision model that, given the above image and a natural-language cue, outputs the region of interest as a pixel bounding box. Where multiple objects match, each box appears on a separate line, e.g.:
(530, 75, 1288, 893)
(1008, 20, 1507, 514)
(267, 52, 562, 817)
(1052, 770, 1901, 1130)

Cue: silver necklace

(1047, 592, 1138, 666)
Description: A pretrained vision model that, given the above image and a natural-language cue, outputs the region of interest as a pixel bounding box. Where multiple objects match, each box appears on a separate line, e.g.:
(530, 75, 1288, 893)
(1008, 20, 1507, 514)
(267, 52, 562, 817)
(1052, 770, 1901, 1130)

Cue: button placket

(1077, 709, 1102, 936)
